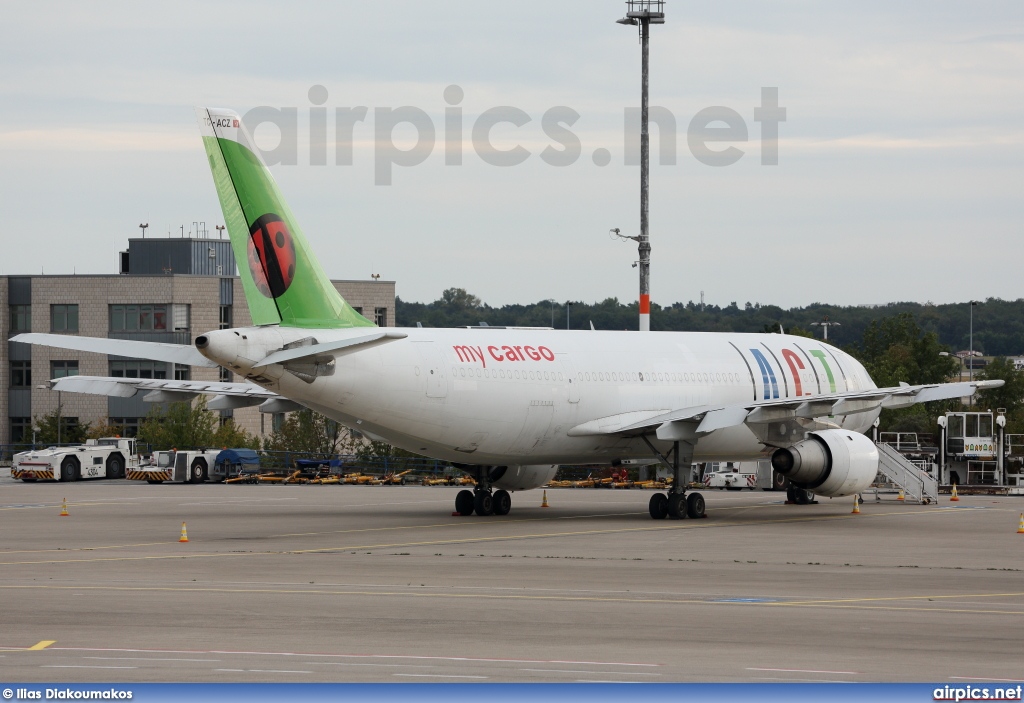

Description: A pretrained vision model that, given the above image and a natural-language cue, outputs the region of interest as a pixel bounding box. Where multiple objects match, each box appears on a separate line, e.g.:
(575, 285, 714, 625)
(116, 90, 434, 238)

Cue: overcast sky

(1, 1, 1022, 310)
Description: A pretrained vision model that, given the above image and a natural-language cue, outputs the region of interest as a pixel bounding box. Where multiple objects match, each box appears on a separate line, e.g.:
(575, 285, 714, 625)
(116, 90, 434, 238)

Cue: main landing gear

(454, 471, 512, 517)
(642, 437, 706, 521)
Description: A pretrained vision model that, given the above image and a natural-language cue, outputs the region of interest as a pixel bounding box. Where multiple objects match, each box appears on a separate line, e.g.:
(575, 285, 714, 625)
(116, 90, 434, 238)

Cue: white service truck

(704, 462, 759, 490)
(129, 449, 223, 484)
(12, 437, 140, 482)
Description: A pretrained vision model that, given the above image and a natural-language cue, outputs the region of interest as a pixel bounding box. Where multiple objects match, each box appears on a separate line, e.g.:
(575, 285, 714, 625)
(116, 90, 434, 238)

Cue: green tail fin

(196, 107, 373, 329)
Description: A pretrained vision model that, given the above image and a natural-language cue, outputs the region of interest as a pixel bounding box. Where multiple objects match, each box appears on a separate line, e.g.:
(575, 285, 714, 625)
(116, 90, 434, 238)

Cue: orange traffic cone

(541, 490, 549, 508)
(897, 488, 905, 502)
(178, 522, 189, 543)
(950, 485, 960, 502)
(59, 498, 69, 517)
(1017, 514, 1024, 534)
(851, 495, 860, 514)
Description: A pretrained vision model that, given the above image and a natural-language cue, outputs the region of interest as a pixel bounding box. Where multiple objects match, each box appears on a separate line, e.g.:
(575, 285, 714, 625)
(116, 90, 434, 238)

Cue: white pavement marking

(747, 667, 860, 675)
(951, 677, 1024, 682)
(214, 669, 312, 674)
(42, 665, 138, 670)
(85, 656, 218, 662)
(394, 674, 488, 679)
(15, 644, 660, 668)
(521, 668, 661, 676)
(304, 662, 434, 668)
(751, 677, 855, 683)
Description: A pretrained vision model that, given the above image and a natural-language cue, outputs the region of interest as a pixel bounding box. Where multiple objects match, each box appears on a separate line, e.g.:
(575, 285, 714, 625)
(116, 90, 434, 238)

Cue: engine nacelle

(491, 465, 559, 492)
(770, 430, 878, 497)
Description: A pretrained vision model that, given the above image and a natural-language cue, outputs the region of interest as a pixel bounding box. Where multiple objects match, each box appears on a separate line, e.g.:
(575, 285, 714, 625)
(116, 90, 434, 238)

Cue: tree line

(398, 290, 1024, 357)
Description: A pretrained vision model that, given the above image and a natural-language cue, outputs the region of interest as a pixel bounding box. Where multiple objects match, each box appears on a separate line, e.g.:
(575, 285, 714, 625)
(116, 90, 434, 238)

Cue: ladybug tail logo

(196, 106, 374, 330)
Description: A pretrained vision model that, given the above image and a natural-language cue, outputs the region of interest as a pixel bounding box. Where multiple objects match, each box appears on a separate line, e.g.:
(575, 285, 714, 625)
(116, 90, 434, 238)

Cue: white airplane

(16, 107, 1001, 520)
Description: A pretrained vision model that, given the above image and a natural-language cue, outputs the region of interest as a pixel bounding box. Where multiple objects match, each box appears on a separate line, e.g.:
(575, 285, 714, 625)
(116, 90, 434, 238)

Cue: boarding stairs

(869, 442, 939, 504)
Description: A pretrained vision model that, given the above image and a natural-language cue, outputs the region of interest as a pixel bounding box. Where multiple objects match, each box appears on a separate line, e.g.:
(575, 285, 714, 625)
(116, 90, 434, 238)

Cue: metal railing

(967, 460, 999, 485)
(875, 442, 938, 504)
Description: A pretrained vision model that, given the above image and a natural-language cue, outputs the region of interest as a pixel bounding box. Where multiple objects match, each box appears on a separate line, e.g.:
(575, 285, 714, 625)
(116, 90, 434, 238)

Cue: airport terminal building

(0, 236, 395, 446)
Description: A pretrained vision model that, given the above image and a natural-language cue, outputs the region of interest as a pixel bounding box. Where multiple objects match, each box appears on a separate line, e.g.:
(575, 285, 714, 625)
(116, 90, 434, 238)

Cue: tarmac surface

(1, 476, 1023, 683)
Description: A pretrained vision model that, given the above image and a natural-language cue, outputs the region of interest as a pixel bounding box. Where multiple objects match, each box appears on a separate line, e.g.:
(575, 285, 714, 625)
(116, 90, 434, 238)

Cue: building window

(10, 417, 31, 444)
(110, 304, 168, 332)
(374, 307, 387, 327)
(219, 367, 233, 383)
(174, 365, 191, 381)
(10, 305, 30, 334)
(352, 306, 363, 316)
(108, 418, 141, 438)
(110, 360, 167, 379)
(219, 305, 232, 330)
(51, 304, 79, 333)
(272, 412, 285, 433)
(173, 304, 190, 331)
(10, 360, 31, 388)
(51, 360, 79, 379)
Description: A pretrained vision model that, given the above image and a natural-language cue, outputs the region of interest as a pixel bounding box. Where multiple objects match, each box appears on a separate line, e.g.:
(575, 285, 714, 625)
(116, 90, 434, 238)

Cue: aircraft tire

(492, 489, 511, 516)
(455, 490, 474, 516)
(474, 491, 494, 517)
(686, 492, 706, 519)
(667, 493, 687, 519)
(648, 493, 669, 520)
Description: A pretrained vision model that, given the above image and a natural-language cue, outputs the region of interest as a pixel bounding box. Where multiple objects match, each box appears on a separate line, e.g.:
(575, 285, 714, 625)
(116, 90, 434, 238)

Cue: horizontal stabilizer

(13, 333, 217, 368)
(253, 331, 408, 369)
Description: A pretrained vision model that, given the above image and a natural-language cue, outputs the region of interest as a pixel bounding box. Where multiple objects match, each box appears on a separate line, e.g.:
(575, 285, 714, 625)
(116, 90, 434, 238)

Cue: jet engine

(489, 465, 559, 492)
(770, 430, 878, 497)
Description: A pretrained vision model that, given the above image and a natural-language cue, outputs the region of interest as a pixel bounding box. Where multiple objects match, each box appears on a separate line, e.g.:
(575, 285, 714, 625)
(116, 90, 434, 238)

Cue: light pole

(810, 315, 841, 341)
(215, 224, 226, 239)
(138, 222, 148, 238)
(547, 299, 557, 328)
(566, 301, 574, 331)
(617, 1, 664, 333)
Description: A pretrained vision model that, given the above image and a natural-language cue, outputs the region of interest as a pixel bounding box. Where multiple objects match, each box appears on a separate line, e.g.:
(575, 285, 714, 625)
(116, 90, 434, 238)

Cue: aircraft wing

(48, 375, 289, 411)
(568, 379, 1004, 438)
(12, 333, 217, 368)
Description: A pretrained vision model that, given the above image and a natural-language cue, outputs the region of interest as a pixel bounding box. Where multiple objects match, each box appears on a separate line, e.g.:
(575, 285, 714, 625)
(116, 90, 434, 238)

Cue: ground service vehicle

(12, 438, 139, 482)
(130, 449, 223, 484)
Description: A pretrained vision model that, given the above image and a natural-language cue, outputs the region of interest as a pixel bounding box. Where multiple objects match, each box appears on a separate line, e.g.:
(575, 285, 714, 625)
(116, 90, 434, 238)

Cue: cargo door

(414, 342, 448, 399)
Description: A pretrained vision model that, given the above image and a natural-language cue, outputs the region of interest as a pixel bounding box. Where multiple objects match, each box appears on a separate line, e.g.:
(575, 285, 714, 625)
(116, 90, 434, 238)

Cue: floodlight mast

(618, 1, 664, 332)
